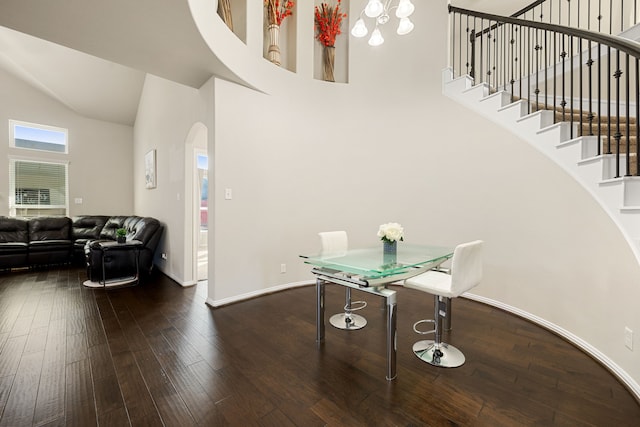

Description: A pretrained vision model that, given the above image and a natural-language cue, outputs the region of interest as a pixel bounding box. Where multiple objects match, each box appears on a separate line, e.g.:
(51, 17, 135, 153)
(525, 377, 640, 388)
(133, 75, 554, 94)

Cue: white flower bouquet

(377, 222, 404, 243)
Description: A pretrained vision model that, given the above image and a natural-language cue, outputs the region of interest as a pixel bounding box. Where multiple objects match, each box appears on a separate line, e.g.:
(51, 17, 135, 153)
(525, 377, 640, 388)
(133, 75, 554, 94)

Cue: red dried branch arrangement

(314, 0, 347, 47)
(264, 0, 295, 26)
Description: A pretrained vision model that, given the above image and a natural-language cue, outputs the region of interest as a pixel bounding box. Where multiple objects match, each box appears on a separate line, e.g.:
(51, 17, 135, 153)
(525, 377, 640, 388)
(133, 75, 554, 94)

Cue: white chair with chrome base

(319, 231, 367, 330)
(404, 240, 483, 367)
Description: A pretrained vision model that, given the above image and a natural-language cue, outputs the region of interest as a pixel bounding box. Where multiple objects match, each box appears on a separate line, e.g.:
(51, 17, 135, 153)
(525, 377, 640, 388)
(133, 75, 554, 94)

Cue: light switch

(74, 198, 83, 204)
(225, 188, 233, 200)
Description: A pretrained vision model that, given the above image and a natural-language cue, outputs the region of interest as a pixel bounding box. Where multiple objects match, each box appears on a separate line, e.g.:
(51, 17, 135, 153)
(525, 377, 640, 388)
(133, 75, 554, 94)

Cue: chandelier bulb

(364, 0, 384, 18)
(396, 17, 414, 35)
(351, 18, 369, 38)
(368, 28, 384, 46)
(395, 0, 415, 19)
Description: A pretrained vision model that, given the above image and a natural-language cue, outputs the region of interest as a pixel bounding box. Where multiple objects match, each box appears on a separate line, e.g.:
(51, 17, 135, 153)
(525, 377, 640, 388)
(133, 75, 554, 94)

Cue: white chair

(404, 240, 483, 367)
(318, 231, 367, 330)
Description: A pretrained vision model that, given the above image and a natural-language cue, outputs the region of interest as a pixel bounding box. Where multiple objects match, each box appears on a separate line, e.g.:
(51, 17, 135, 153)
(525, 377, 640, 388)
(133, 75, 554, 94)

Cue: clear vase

(323, 45, 336, 82)
(267, 24, 281, 66)
(383, 240, 397, 266)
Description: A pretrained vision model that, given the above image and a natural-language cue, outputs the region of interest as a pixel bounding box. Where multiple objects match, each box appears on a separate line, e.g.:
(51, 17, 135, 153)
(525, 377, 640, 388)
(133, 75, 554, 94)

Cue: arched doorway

(184, 122, 208, 286)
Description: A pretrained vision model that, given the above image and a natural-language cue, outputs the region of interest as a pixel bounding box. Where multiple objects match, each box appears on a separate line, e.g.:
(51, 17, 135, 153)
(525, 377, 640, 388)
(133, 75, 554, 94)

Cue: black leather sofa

(0, 215, 163, 282)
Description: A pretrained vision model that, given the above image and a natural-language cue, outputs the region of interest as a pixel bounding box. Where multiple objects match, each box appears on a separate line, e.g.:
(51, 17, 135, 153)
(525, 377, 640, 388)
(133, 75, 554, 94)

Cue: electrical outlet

(625, 327, 633, 350)
(280, 263, 286, 274)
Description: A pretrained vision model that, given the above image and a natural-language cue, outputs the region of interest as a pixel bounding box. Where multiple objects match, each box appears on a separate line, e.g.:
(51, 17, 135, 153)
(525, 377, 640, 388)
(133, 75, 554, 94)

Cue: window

(9, 159, 68, 218)
(9, 120, 67, 154)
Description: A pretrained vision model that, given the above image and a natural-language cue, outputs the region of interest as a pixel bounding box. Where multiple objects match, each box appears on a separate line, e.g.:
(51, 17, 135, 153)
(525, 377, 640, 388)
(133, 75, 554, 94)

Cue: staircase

(444, 68, 640, 260)
(446, 3, 640, 264)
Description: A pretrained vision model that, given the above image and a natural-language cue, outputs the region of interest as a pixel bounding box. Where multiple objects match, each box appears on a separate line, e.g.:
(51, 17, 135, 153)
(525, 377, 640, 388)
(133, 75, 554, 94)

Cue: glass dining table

(300, 243, 454, 380)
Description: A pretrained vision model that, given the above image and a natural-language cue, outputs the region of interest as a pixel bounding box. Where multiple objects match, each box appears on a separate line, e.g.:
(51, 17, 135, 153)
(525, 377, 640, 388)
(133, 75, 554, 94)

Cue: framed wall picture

(145, 149, 156, 189)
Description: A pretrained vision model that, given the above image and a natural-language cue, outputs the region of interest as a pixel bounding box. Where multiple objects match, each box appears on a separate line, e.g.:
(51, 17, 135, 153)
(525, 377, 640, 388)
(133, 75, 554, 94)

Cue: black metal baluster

(520, 25, 523, 100)
(496, 21, 501, 91)
(598, 43, 603, 155)
(511, 24, 516, 102)
(580, 37, 584, 138)
(545, 29, 549, 110)
(504, 21, 508, 91)
(451, 13, 462, 75)
(493, 20, 497, 90)
(487, 20, 492, 87)
(570, 35, 575, 139)
(610, 0, 613, 34)
(625, 53, 630, 176)
(554, 31, 558, 121)
(466, 16, 470, 75)
(561, 34, 567, 121)
(535, 27, 540, 110)
(452, 11, 457, 76)
(528, 27, 532, 113)
(636, 58, 639, 175)
(607, 47, 613, 154)
(597, 0, 602, 32)
(588, 40, 595, 135)
(615, 49, 622, 177)
(480, 18, 484, 84)
(471, 17, 477, 79)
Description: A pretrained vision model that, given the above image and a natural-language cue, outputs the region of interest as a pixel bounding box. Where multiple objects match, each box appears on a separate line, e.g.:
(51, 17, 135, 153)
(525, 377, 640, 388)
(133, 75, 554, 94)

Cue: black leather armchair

(85, 216, 163, 283)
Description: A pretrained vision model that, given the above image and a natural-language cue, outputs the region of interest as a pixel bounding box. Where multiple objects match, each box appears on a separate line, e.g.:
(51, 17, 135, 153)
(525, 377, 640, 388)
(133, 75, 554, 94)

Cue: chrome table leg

(316, 277, 325, 343)
(385, 290, 397, 380)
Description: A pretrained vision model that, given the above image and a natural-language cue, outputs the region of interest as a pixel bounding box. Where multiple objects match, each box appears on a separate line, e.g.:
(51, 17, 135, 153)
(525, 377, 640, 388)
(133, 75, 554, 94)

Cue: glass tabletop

(300, 244, 454, 279)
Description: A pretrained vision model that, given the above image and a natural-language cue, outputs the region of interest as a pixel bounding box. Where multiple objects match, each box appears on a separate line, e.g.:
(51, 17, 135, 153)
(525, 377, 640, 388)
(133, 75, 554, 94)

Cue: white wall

(0, 67, 134, 217)
(133, 73, 208, 284)
(192, 0, 640, 395)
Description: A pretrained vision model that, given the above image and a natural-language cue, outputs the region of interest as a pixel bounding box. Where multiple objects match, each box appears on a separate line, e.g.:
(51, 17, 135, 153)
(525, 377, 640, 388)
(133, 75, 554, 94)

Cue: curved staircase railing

(512, 0, 640, 35)
(449, 4, 640, 177)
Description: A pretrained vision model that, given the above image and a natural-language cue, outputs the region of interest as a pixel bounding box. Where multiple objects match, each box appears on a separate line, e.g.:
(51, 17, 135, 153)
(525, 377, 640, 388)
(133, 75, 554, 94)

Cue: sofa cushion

(28, 217, 72, 241)
(0, 217, 29, 243)
(72, 215, 109, 241)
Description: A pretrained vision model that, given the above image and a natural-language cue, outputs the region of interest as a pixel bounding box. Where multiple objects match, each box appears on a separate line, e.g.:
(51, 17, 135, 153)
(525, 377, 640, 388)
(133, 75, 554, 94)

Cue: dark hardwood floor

(0, 266, 638, 426)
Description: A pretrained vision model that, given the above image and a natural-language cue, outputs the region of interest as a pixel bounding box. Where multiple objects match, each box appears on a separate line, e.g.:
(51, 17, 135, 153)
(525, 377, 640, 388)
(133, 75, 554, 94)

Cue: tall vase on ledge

(322, 45, 336, 82)
(267, 24, 281, 66)
(383, 240, 397, 266)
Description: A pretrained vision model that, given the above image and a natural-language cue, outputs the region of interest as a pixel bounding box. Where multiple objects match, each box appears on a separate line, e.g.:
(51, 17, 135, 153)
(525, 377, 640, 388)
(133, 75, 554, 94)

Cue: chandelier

(351, 0, 415, 46)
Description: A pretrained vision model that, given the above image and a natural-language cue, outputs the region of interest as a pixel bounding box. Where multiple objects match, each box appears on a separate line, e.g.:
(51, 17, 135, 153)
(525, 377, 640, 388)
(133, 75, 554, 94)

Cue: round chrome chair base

(329, 313, 367, 330)
(412, 340, 465, 368)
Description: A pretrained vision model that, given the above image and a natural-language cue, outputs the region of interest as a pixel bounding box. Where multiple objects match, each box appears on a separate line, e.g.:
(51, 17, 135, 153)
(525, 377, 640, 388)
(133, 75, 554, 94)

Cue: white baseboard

(206, 280, 314, 308)
(155, 266, 196, 287)
(463, 292, 640, 402)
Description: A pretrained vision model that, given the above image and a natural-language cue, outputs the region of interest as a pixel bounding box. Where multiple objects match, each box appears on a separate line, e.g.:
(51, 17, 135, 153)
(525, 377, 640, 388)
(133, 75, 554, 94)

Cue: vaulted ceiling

(0, 0, 533, 126)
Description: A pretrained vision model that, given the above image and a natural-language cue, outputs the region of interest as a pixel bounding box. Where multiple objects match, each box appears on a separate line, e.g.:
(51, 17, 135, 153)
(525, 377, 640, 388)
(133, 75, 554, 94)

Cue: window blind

(9, 159, 68, 217)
